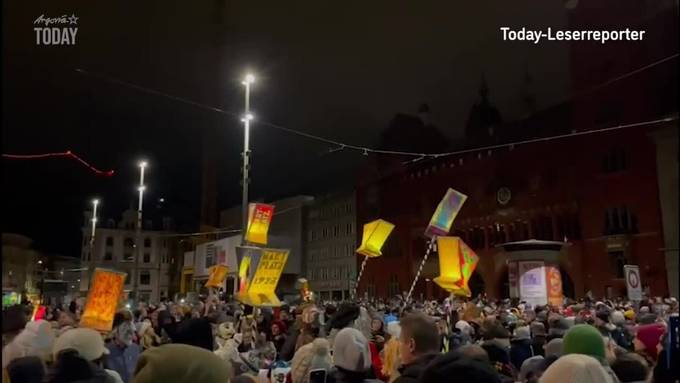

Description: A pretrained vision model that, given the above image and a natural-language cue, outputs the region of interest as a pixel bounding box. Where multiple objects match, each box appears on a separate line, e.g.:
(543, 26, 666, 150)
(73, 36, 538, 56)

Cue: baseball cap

(53, 328, 109, 362)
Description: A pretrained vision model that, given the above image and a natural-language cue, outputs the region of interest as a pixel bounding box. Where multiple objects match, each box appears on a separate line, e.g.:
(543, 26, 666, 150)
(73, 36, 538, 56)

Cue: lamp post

(132, 161, 147, 300)
(241, 73, 255, 245)
(81, 199, 99, 294)
(90, 199, 99, 243)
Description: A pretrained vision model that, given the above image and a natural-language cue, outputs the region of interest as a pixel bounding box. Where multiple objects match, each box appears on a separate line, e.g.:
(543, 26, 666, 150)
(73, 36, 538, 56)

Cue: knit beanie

(531, 321, 546, 337)
(133, 344, 232, 383)
(544, 338, 564, 358)
(635, 323, 665, 360)
(291, 338, 331, 383)
(332, 328, 371, 373)
(519, 355, 545, 381)
(624, 310, 635, 321)
(610, 311, 625, 326)
(638, 313, 657, 325)
(563, 325, 606, 362)
(540, 354, 613, 383)
(419, 352, 500, 383)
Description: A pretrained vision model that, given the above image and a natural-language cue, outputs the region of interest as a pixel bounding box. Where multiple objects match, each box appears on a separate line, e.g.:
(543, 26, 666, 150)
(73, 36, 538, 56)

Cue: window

(532, 215, 554, 241)
(334, 225, 340, 237)
(603, 206, 637, 236)
(488, 224, 506, 246)
(557, 212, 582, 241)
(124, 237, 134, 248)
(104, 252, 113, 261)
(322, 228, 328, 239)
(602, 148, 627, 173)
(140, 271, 151, 285)
(106, 237, 114, 247)
(143, 253, 150, 263)
(123, 252, 134, 262)
(470, 227, 485, 250)
(206, 245, 216, 267)
(367, 283, 376, 298)
(144, 238, 151, 247)
(388, 275, 400, 297)
(162, 240, 168, 249)
(346, 223, 354, 236)
(609, 251, 626, 278)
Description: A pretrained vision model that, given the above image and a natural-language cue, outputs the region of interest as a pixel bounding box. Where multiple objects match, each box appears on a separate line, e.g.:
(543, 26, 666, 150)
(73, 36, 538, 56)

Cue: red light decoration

(2, 150, 115, 176)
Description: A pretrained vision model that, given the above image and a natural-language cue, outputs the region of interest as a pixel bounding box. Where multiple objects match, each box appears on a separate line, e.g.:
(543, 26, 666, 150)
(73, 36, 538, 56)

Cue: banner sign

(80, 268, 127, 332)
(237, 248, 289, 307)
(425, 188, 467, 238)
(205, 264, 229, 288)
(518, 261, 547, 307)
(433, 237, 479, 297)
(356, 219, 395, 258)
(624, 265, 642, 301)
(245, 203, 275, 245)
(545, 266, 563, 306)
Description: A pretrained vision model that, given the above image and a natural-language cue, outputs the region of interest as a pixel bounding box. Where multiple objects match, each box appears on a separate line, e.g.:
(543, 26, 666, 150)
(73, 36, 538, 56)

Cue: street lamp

(132, 160, 148, 299)
(91, 199, 99, 243)
(241, 73, 255, 245)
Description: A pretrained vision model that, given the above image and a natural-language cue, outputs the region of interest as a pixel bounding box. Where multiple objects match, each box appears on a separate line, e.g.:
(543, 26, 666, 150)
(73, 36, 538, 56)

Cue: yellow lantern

(433, 236, 479, 297)
(356, 219, 395, 258)
(205, 265, 229, 288)
(245, 203, 275, 245)
(80, 268, 127, 332)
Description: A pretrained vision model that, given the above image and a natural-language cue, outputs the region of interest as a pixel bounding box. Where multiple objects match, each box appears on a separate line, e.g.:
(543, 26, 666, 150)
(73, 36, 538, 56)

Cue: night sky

(3, 1, 574, 256)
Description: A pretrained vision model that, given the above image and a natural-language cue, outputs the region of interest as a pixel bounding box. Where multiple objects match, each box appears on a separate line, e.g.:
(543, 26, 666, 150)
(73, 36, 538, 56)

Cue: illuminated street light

(132, 159, 148, 298)
(241, 72, 255, 246)
(242, 73, 255, 85)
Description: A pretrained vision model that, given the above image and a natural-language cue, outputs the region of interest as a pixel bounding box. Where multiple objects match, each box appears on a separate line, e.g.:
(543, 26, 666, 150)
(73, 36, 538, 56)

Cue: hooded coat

(133, 344, 232, 383)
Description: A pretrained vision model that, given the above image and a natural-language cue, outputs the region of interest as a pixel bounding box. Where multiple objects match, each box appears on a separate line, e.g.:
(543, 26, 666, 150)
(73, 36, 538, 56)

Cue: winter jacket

(104, 342, 140, 383)
(326, 367, 381, 383)
(509, 338, 537, 370)
(393, 353, 439, 383)
(172, 318, 213, 351)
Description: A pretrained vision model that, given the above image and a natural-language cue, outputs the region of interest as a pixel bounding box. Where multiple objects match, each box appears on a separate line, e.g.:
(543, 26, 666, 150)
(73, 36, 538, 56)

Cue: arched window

(124, 238, 134, 248)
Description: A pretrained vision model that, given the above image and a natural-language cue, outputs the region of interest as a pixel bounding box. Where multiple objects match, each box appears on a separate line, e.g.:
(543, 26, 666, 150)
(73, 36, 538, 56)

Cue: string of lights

(2, 151, 115, 176)
(75, 53, 677, 160)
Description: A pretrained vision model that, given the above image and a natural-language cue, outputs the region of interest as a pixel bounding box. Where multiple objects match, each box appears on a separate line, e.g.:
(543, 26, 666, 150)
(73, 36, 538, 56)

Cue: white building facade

(80, 209, 175, 303)
(305, 191, 357, 301)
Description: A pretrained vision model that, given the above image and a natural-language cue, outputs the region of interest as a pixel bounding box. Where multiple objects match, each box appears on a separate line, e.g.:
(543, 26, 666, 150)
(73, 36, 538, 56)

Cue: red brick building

(356, 123, 670, 300)
(355, 2, 677, 300)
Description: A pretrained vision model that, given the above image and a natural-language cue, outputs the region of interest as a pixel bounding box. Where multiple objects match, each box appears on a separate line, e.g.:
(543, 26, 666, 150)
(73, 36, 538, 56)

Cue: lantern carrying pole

(352, 256, 369, 300)
(405, 236, 437, 303)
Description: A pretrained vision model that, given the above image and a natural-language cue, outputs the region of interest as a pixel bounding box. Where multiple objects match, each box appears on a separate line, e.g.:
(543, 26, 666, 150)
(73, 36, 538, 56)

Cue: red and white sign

(624, 265, 642, 301)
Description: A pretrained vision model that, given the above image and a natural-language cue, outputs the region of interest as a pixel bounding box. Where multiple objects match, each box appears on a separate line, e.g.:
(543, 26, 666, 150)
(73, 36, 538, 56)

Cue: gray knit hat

(332, 328, 371, 372)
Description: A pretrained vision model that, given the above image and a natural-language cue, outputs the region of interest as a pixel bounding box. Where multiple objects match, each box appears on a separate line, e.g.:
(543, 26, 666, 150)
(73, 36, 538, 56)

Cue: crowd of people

(2, 294, 679, 383)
